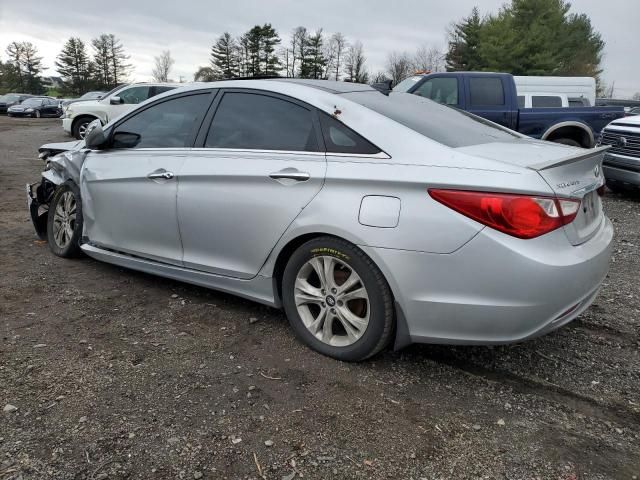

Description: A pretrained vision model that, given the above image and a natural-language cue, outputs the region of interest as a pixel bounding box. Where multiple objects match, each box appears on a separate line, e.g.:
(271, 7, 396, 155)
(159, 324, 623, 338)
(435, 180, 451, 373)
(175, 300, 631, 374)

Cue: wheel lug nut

(321, 302, 326, 307)
(331, 308, 336, 314)
(331, 288, 337, 294)
(337, 300, 343, 306)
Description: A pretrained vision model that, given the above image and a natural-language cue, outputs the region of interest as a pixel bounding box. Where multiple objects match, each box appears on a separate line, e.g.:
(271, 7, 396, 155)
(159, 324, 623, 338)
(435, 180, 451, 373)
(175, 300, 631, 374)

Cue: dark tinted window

(150, 85, 175, 97)
(532, 95, 562, 108)
(205, 92, 318, 151)
(343, 91, 521, 148)
(517, 96, 525, 108)
(469, 77, 505, 106)
(112, 94, 209, 148)
(414, 77, 458, 105)
(319, 112, 381, 154)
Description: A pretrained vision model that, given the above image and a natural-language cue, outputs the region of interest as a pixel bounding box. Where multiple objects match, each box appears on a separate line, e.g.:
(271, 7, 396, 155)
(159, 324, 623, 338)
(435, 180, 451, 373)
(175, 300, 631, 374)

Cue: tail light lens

(428, 189, 581, 239)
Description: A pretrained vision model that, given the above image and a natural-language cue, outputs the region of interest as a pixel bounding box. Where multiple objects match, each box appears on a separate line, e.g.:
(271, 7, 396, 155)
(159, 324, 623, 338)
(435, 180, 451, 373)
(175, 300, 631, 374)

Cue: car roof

(181, 78, 377, 95)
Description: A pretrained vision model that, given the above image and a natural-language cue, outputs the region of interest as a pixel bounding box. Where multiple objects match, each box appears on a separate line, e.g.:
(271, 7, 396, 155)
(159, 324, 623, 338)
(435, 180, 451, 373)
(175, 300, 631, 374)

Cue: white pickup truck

(62, 83, 178, 139)
(598, 113, 640, 192)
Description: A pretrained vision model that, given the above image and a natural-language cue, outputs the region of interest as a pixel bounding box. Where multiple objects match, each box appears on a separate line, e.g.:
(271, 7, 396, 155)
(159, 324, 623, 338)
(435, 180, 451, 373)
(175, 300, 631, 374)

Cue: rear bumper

(362, 217, 613, 345)
(603, 152, 640, 187)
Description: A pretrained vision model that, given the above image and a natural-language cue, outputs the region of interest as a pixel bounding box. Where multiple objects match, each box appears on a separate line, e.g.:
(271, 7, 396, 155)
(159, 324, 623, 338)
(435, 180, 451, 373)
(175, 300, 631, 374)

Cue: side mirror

(110, 96, 122, 105)
(85, 121, 107, 149)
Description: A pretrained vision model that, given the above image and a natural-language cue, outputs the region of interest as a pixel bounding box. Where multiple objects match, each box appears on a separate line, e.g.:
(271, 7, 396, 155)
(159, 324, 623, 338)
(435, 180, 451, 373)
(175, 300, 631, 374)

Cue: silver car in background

(28, 79, 613, 361)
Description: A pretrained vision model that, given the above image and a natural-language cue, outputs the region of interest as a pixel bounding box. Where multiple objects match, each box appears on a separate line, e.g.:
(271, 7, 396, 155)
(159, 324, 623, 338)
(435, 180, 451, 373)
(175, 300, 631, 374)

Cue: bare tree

(289, 26, 308, 78)
(371, 71, 389, 83)
(152, 50, 174, 82)
(385, 51, 413, 85)
(325, 32, 348, 80)
(632, 92, 640, 101)
(413, 44, 444, 73)
(344, 41, 368, 83)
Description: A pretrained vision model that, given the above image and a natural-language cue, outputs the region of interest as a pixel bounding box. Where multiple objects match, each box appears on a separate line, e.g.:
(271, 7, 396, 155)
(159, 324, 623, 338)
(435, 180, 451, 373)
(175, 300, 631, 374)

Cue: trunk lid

(456, 140, 607, 245)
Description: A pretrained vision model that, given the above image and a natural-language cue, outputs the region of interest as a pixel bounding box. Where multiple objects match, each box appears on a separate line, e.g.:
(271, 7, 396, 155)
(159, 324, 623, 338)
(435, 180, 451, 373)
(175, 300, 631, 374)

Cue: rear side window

(150, 85, 175, 97)
(532, 95, 562, 108)
(469, 77, 505, 106)
(205, 92, 318, 151)
(112, 93, 210, 148)
(517, 96, 525, 108)
(319, 112, 381, 155)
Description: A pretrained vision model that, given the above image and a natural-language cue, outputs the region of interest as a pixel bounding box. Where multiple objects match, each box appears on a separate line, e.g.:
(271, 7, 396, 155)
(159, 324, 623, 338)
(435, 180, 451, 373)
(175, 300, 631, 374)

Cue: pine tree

(260, 24, 281, 76)
(211, 32, 239, 79)
(91, 34, 112, 89)
(56, 37, 93, 95)
(107, 34, 131, 86)
(5, 42, 44, 94)
(299, 29, 326, 79)
(445, 7, 482, 71)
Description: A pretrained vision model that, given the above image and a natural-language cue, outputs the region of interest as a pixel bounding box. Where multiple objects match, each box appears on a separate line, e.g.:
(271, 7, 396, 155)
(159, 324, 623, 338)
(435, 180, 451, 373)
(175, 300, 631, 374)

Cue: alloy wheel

(294, 255, 370, 347)
(52, 191, 76, 248)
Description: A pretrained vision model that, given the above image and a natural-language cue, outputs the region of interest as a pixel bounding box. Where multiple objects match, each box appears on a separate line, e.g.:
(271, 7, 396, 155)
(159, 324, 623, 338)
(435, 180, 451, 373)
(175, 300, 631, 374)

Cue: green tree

(55, 37, 93, 96)
(445, 7, 482, 71)
(260, 23, 281, 76)
(91, 33, 131, 89)
(446, 0, 604, 80)
(91, 34, 112, 89)
(210, 32, 239, 79)
(299, 29, 326, 79)
(5, 41, 45, 94)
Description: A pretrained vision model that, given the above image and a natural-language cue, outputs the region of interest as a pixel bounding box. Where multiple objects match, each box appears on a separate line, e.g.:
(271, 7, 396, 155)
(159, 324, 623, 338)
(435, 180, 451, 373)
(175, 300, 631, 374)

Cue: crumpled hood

(39, 140, 84, 155)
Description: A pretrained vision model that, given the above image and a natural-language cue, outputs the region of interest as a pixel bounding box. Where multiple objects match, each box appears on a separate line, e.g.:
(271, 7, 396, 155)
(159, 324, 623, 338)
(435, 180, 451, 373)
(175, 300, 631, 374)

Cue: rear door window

(469, 77, 505, 106)
(205, 92, 319, 151)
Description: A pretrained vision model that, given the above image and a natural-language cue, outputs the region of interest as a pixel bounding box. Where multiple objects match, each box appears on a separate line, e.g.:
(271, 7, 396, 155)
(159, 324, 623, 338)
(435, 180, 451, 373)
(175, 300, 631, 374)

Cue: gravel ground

(1, 116, 639, 480)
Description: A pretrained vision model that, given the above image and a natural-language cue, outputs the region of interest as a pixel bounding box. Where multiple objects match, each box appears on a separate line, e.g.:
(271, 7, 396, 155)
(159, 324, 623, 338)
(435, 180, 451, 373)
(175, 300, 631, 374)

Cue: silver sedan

(28, 79, 613, 361)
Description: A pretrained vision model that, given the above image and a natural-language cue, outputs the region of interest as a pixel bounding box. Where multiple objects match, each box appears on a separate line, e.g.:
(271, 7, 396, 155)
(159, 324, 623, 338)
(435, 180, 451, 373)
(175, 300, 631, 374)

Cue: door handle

(269, 170, 310, 182)
(147, 170, 174, 180)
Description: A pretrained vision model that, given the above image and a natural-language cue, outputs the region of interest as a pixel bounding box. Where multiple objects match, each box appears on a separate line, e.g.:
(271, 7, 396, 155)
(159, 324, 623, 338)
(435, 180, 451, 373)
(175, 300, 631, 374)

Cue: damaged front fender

(27, 145, 90, 239)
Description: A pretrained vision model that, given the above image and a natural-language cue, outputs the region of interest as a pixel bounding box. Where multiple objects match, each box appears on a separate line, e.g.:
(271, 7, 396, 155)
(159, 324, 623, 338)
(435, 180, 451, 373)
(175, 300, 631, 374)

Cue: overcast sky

(0, 0, 637, 97)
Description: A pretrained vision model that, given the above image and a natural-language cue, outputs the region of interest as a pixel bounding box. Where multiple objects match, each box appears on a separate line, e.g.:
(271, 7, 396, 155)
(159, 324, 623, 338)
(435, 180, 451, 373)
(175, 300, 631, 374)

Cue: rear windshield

(342, 91, 521, 148)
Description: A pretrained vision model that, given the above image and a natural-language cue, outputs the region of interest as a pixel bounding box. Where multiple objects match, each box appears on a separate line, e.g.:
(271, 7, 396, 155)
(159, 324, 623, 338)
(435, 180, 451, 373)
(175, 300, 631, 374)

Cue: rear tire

(282, 236, 394, 361)
(47, 182, 83, 258)
(551, 138, 581, 147)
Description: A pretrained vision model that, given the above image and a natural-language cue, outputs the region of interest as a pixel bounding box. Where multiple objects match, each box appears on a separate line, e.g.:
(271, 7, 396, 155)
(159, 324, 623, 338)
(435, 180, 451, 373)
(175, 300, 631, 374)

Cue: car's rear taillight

(428, 189, 581, 239)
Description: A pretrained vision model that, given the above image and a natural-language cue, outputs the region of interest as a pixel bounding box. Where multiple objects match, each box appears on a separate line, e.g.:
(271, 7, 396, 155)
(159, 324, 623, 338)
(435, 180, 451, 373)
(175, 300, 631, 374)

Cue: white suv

(62, 83, 178, 139)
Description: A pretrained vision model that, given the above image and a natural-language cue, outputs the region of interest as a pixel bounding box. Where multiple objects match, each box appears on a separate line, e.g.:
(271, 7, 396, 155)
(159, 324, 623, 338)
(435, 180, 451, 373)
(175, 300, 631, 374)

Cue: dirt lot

(1, 116, 639, 480)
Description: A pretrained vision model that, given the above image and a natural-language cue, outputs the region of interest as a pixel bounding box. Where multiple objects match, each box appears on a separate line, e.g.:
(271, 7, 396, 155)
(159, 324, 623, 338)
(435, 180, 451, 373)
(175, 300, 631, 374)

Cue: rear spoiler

(527, 145, 610, 171)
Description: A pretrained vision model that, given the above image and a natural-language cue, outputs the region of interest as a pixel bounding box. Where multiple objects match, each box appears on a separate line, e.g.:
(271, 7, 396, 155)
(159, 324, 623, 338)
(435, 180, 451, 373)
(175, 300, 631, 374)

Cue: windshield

(2, 94, 22, 103)
(392, 76, 423, 93)
(21, 98, 44, 107)
(342, 91, 522, 148)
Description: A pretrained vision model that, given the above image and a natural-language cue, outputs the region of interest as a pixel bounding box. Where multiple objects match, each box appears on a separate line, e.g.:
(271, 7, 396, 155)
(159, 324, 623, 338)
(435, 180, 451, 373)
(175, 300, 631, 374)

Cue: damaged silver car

(28, 80, 612, 362)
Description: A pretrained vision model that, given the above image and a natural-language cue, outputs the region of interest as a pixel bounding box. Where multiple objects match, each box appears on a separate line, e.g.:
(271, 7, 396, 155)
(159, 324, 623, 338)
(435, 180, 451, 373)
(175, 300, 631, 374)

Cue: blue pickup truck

(392, 72, 624, 148)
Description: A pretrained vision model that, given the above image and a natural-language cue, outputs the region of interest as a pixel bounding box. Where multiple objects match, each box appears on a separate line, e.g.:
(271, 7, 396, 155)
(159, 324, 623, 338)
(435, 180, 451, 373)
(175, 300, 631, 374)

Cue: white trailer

(514, 76, 596, 107)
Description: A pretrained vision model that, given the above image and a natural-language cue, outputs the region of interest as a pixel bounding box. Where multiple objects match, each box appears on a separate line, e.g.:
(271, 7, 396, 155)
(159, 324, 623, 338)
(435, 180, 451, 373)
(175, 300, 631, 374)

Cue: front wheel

(72, 117, 93, 140)
(282, 237, 394, 361)
(47, 182, 83, 258)
(34, 110, 41, 118)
